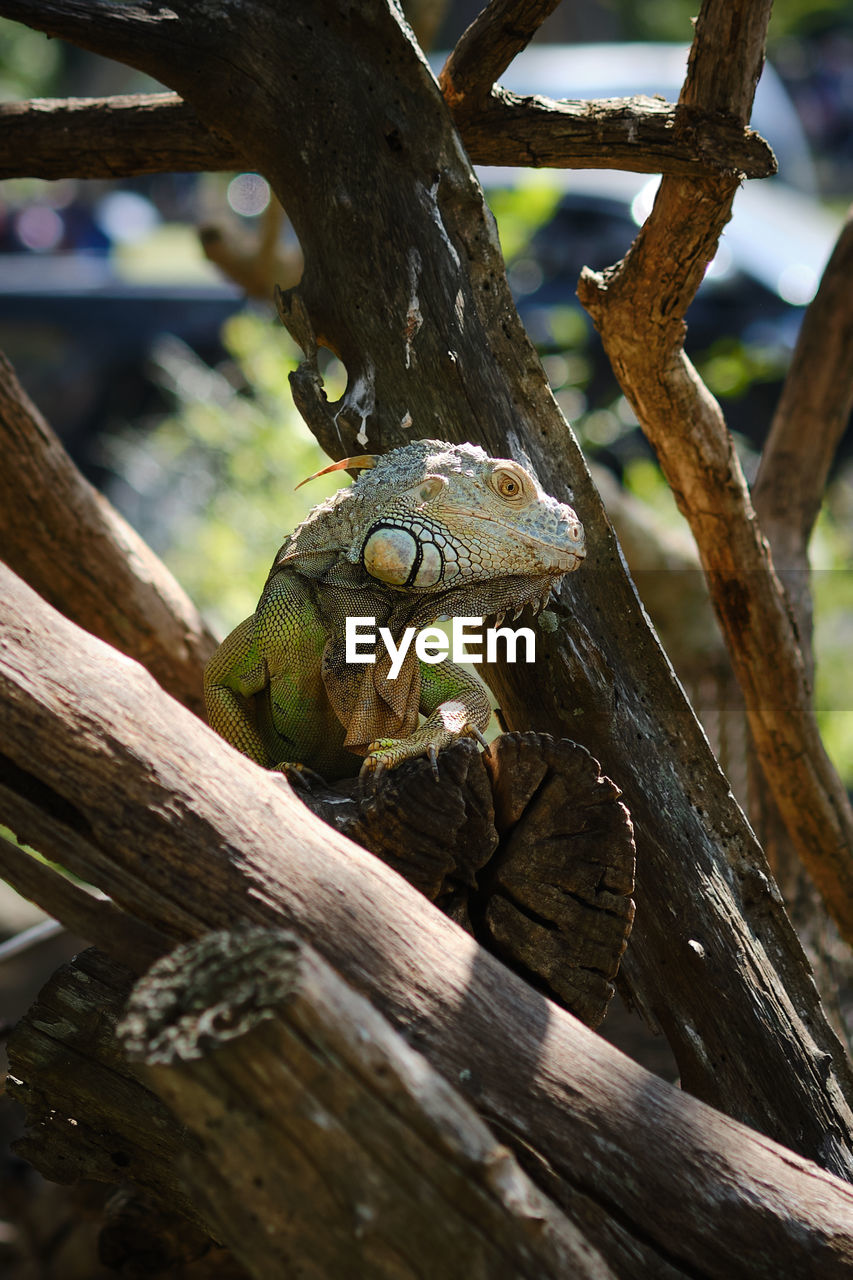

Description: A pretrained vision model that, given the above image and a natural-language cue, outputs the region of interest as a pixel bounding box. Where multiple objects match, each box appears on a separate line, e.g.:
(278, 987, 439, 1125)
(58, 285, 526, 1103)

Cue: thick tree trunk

(2, 0, 853, 1155)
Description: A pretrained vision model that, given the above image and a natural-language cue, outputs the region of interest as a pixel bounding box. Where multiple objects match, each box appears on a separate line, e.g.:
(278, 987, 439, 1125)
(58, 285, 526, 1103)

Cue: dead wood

(118, 928, 615, 1280)
(3, 563, 853, 1247)
(455, 90, 776, 176)
(2, 0, 853, 1161)
(0, 93, 240, 179)
(6, 950, 207, 1230)
(0, 352, 217, 717)
(0, 90, 775, 182)
(296, 733, 635, 1029)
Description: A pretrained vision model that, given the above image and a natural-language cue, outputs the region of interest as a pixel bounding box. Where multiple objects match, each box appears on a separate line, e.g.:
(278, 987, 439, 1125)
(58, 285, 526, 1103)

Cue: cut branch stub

(481, 734, 635, 1026)
(116, 927, 613, 1280)
(295, 733, 635, 1029)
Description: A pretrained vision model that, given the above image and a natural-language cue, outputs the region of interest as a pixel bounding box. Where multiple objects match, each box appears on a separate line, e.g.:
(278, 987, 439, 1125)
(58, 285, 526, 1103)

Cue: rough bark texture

(2, 567, 853, 1227)
(120, 929, 615, 1280)
(0, 352, 217, 717)
(0, 91, 775, 182)
(455, 89, 776, 175)
(0, 93, 240, 178)
(2, 0, 852, 1159)
(7, 943, 611, 1280)
(296, 733, 636, 1029)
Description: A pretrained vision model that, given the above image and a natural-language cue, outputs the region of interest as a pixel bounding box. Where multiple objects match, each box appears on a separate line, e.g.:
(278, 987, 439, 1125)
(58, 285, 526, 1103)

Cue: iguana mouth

(451, 510, 586, 575)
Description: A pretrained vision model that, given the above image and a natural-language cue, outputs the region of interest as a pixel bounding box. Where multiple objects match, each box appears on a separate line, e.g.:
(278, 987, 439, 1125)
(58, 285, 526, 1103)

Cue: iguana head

(280, 439, 585, 623)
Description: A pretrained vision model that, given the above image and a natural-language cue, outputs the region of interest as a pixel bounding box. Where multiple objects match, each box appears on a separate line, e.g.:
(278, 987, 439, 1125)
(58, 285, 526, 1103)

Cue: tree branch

(3, 566, 853, 1265)
(0, 835, 167, 973)
(0, 91, 775, 181)
(577, 0, 853, 946)
(0, 94, 241, 179)
(752, 204, 853, 642)
(119, 929, 613, 1280)
(458, 90, 776, 177)
(2, 0, 851, 1168)
(439, 0, 562, 111)
(0, 0, 185, 81)
(0, 353, 217, 717)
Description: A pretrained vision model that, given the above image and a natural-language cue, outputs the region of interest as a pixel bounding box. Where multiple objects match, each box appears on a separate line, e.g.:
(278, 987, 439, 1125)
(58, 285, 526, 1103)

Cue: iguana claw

(467, 724, 491, 754)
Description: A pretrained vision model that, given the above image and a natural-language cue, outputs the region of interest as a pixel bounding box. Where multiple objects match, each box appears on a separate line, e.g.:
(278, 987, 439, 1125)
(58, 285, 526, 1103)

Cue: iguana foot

(274, 761, 329, 791)
(360, 720, 491, 785)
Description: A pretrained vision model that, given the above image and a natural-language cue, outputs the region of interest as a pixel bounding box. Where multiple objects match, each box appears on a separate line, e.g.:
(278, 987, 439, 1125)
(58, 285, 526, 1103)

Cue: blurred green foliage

(612, 0, 851, 44)
(106, 312, 347, 636)
(0, 19, 60, 100)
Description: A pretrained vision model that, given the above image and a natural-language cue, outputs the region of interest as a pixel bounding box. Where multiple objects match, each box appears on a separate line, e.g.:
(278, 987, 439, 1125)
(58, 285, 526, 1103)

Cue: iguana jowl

(204, 440, 585, 780)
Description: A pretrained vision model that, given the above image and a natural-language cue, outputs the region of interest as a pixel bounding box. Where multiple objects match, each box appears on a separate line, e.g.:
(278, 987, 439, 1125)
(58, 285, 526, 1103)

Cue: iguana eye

(491, 469, 526, 501)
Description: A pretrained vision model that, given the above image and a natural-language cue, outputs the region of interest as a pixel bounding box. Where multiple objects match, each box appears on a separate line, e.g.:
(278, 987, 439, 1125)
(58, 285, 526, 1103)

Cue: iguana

(204, 439, 585, 780)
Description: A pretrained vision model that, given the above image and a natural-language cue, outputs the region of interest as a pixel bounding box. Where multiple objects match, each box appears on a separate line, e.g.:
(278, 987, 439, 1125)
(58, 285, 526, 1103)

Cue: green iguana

(204, 439, 585, 780)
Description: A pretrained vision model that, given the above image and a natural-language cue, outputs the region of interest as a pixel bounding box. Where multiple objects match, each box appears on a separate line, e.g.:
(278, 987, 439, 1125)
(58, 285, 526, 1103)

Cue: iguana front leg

(362, 658, 492, 780)
(203, 616, 272, 766)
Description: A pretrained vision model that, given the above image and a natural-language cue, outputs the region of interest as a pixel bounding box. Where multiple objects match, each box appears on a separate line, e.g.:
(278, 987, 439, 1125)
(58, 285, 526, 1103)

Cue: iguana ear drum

(362, 524, 443, 588)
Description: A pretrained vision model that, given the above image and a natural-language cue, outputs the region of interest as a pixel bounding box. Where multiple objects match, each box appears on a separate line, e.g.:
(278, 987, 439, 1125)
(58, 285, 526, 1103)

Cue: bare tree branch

(752, 205, 853, 646)
(578, 0, 853, 945)
(0, 91, 775, 181)
(0, 353, 217, 717)
(0, 835, 167, 973)
(0, 94, 240, 178)
(440, 0, 563, 110)
(457, 90, 775, 176)
(0, 0, 186, 81)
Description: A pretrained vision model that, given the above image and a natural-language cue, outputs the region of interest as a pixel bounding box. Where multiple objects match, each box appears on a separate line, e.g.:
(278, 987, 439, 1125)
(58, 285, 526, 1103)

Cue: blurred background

(1, 6, 852, 1262)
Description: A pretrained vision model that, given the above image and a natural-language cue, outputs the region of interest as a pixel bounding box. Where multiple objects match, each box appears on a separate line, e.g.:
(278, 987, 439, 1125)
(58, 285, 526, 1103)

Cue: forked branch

(439, 0, 562, 111)
(578, 0, 853, 944)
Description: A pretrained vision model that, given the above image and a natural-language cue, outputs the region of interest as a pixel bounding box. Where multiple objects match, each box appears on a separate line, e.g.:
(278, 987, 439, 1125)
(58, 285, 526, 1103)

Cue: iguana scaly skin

(204, 440, 585, 780)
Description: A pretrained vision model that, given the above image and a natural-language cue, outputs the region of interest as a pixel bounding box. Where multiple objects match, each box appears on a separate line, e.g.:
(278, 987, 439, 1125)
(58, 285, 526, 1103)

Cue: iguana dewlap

(204, 439, 585, 780)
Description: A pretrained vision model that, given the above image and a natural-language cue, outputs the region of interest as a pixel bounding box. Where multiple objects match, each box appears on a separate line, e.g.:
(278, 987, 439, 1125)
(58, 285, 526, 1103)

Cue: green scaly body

(204, 440, 585, 780)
